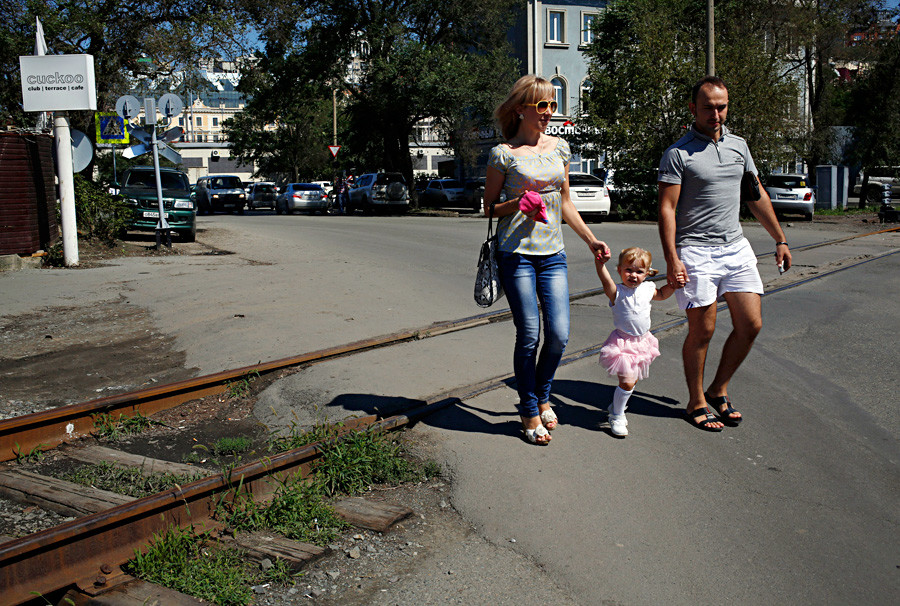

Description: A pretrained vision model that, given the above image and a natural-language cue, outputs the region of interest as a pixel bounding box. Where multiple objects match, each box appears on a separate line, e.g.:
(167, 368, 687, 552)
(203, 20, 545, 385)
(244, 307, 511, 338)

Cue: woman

(484, 75, 611, 445)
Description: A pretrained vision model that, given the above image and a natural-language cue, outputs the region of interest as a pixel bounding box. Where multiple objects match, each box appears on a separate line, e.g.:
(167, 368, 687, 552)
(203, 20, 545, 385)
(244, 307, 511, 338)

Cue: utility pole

(706, 0, 715, 76)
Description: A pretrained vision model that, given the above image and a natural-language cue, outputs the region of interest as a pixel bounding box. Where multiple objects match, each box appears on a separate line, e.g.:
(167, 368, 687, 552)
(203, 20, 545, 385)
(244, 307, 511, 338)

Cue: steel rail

(0, 239, 897, 604)
(1, 226, 896, 463)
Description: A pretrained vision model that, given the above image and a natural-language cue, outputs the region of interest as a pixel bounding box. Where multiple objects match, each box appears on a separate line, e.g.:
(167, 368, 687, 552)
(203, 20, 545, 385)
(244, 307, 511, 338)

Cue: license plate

(577, 191, 594, 197)
(142, 211, 170, 218)
(778, 194, 798, 200)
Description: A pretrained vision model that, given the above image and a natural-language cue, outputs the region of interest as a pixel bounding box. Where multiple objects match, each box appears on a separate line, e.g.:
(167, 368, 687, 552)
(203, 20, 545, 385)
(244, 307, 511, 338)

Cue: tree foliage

(846, 33, 900, 202)
(226, 0, 520, 193)
(1, 0, 252, 135)
(577, 0, 888, 217)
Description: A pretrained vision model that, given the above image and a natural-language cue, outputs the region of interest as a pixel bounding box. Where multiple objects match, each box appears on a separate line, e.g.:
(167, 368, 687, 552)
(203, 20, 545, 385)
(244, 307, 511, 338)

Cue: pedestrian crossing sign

(95, 112, 129, 144)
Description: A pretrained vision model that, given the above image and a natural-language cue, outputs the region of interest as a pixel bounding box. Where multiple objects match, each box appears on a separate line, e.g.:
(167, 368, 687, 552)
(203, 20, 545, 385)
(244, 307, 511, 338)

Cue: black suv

(195, 174, 247, 214)
(119, 167, 196, 241)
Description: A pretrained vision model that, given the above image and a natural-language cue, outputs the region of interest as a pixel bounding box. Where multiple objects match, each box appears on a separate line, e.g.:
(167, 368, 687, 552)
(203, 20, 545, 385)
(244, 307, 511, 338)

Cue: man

(657, 76, 792, 431)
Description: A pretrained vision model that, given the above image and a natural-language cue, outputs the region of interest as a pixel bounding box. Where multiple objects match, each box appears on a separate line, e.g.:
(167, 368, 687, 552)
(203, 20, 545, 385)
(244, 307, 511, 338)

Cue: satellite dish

(115, 95, 141, 120)
(157, 93, 184, 119)
(70, 130, 94, 173)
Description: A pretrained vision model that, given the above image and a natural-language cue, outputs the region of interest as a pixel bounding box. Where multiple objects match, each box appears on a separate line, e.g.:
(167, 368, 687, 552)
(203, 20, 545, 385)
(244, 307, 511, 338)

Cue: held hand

(667, 260, 688, 288)
(590, 240, 612, 262)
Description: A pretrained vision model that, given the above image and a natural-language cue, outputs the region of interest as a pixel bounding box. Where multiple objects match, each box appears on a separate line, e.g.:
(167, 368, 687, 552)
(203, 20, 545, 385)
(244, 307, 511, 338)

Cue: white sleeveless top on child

(609, 282, 656, 336)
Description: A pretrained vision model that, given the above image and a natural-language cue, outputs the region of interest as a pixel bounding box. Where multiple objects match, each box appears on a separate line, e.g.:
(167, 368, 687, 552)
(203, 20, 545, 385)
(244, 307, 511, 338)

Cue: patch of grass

(220, 477, 348, 546)
(125, 526, 260, 606)
(211, 436, 252, 456)
(60, 461, 201, 498)
(815, 205, 877, 216)
(312, 429, 428, 497)
(268, 420, 344, 453)
(92, 411, 156, 440)
(226, 371, 260, 399)
(13, 442, 46, 464)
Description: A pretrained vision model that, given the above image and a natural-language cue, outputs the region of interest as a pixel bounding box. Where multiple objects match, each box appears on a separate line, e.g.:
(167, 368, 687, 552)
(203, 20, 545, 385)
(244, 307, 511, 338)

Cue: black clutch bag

(740, 171, 761, 202)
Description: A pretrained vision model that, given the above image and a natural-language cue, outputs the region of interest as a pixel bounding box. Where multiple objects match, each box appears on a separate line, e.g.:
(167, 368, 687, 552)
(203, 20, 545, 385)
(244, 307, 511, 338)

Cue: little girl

(595, 247, 681, 437)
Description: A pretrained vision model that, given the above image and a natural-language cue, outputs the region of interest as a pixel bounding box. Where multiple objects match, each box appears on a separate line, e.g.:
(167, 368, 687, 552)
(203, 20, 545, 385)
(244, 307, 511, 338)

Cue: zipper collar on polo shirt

(690, 124, 729, 143)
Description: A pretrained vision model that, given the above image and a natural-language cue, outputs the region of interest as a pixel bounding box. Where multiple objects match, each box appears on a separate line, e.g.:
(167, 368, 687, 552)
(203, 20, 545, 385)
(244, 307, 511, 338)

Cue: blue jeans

(497, 250, 570, 418)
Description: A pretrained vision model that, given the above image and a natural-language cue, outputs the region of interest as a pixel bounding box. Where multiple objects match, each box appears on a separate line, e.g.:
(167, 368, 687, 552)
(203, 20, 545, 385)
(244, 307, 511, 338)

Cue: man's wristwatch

(775, 241, 788, 247)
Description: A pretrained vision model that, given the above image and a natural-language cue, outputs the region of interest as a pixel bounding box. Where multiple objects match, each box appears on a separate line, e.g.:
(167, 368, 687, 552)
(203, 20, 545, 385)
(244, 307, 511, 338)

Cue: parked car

(195, 174, 247, 214)
(247, 182, 278, 210)
(118, 166, 196, 242)
(276, 183, 330, 214)
(568, 171, 611, 219)
(852, 166, 900, 204)
(764, 173, 815, 221)
(347, 172, 409, 214)
(311, 180, 334, 198)
(422, 179, 466, 208)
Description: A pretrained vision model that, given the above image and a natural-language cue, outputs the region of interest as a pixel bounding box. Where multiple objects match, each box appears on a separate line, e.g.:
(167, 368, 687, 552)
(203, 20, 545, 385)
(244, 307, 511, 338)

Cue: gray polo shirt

(658, 125, 757, 246)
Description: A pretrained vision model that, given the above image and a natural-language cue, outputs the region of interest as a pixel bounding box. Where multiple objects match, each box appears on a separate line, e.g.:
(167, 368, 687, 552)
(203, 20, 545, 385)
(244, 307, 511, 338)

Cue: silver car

(765, 173, 815, 221)
(276, 183, 330, 214)
(422, 179, 466, 208)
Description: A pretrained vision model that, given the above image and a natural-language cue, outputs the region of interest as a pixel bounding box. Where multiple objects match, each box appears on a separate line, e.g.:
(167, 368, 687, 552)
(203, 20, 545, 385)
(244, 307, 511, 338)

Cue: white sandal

(523, 423, 551, 445)
(539, 408, 558, 431)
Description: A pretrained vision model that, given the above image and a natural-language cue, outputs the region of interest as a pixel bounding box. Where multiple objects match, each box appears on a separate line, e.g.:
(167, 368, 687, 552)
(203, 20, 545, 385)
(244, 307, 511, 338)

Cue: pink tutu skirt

(598, 329, 660, 380)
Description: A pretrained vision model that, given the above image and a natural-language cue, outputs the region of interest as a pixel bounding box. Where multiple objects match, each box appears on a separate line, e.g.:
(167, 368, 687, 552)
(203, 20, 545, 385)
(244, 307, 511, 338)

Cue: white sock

(611, 387, 633, 416)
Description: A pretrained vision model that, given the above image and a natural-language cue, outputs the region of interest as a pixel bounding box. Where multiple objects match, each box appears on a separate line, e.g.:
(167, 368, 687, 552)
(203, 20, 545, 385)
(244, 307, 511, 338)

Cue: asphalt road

(2, 212, 898, 604)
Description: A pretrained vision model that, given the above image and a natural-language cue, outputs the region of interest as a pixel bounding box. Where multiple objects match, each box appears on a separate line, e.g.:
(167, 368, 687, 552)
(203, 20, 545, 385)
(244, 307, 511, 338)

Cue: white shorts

(675, 239, 763, 310)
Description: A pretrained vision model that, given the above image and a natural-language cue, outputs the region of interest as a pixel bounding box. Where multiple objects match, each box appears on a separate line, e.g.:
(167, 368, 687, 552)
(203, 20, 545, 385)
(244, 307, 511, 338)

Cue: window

(196, 117, 203, 127)
(548, 10, 565, 44)
(551, 78, 566, 115)
(580, 79, 593, 115)
(178, 117, 184, 127)
(212, 117, 219, 127)
(581, 13, 597, 45)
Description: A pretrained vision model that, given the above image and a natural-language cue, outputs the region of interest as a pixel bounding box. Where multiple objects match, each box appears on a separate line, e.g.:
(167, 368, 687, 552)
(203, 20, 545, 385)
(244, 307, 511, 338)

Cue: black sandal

(685, 406, 725, 432)
(704, 392, 742, 426)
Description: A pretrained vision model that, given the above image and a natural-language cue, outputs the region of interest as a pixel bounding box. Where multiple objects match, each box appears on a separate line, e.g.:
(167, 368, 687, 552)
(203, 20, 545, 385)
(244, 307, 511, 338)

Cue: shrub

(73, 174, 130, 244)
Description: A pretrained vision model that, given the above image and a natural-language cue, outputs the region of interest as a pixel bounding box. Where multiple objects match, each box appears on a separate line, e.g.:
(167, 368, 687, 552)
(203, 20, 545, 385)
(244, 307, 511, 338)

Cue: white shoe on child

(609, 413, 628, 437)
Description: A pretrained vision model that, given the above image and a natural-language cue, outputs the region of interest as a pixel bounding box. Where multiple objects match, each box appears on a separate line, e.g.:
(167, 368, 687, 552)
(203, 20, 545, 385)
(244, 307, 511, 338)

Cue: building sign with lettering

(19, 54, 97, 112)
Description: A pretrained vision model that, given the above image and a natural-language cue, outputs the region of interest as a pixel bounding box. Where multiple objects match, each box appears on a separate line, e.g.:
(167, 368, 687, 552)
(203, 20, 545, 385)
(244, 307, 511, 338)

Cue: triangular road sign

(328, 145, 341, 158)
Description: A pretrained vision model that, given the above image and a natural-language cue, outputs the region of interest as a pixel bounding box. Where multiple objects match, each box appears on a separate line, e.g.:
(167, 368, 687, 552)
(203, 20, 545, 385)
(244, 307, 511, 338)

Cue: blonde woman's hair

(494, 75, 555, 140)
(618, 247, 659, 277)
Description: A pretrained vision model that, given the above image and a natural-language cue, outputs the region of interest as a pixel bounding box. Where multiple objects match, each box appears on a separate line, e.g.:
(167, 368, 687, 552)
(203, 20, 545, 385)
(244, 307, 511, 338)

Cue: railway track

(0, 226, 897, 605)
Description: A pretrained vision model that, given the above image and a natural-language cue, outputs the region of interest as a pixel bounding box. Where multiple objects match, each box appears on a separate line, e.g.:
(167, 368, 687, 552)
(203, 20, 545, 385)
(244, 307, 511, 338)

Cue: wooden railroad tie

(333, 497, 413, 532)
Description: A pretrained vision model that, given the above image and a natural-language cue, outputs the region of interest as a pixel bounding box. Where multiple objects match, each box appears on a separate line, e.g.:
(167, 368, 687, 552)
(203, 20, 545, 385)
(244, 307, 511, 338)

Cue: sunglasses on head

(525, 100, 558, 114)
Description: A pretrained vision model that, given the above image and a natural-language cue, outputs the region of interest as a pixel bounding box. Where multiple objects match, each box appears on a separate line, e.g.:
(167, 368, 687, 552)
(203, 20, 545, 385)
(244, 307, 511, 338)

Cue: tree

(846, 33, 900, 205)
(226, 0, 520, 201)
(1, 1, 251, 138)
(763, 0, 887, 173)
(576, 0, 798, 218)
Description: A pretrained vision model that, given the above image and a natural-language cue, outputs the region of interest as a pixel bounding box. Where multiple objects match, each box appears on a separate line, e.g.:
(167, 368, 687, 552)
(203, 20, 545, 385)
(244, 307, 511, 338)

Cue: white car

(311, 180, 334, 197)
(568, 172, 611, 218)
(764, 173, 815, 221)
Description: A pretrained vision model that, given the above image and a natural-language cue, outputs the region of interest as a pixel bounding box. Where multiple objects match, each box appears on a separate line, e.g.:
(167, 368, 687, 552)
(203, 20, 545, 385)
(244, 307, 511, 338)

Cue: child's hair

(494, 75, 555, 140)
(617, 247, 659, 277)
